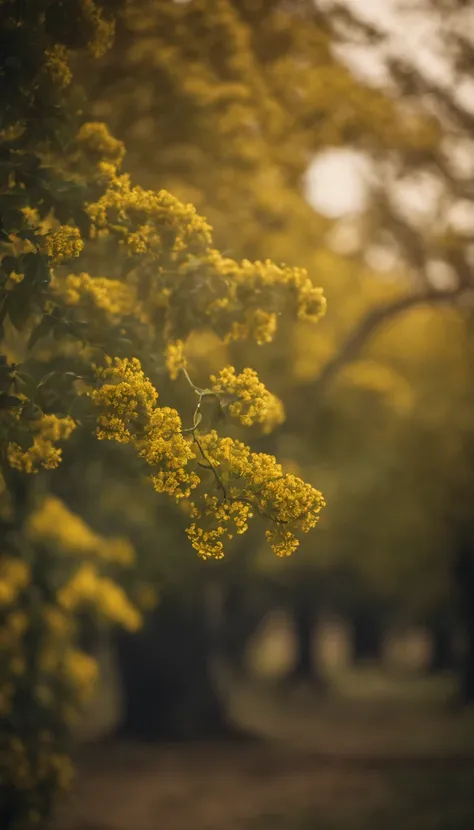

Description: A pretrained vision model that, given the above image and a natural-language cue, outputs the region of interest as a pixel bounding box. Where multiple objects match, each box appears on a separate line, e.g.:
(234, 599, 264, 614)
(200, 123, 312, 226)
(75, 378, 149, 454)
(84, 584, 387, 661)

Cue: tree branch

(314, 285, 472, 393)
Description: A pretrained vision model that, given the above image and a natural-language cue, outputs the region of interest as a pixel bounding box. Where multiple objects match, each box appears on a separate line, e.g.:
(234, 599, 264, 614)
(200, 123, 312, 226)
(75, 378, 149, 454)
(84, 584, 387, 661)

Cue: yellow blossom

(44, 44, 72, 88)
(57, 563, 141, 631)
(186, 431, 325, 558)
(7, 414, 76, 473)
(81, 0, 115, 57)
(53, 272, 137, 318)
(210, 365, 285, 432)
(45, 226, 83, 264)
(63, 650, 98, 701)
(86, 175, 212, 257)
(76, 121, 125, 164)
(91, 356, 158, 443)
(94, 578, 142, 631)
(57, 563, 99, 610)
(27, 496, 135, 565)
(91, 357, 199, 499)
(0, 558, 30, 606)
(43, 605, 71, 638)
(165, 340, 187, 380)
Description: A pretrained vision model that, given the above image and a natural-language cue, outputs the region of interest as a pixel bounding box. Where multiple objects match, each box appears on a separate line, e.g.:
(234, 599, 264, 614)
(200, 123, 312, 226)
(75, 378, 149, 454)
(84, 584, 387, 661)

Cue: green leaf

(0, 393, 22, 409)
(37, 370, 59, 389)
(13, 430, 34, 451)
(1, 208, 24, 233)
(20, 403, 43, 421)
(1, 255, 19, 276)
(27, 315, 53, 349)
(7, 287, 31, 331)
(14, 371, 37, 400)
(16, 227, 41, 244)
(21, 252, 50, 286)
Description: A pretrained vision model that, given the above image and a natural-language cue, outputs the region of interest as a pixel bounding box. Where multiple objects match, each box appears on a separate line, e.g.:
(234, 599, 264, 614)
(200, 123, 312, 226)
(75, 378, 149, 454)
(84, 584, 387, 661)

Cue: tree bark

(113, 594, 245, 741)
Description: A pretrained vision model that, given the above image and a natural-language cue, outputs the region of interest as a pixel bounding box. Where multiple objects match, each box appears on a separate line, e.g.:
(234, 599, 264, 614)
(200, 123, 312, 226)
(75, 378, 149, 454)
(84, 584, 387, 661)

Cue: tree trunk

(113, 594, 244, 741)
(427, 616, 455, 674)
(454, 541, 474, 705)
(219, 583, 267, 678)
(459, 617, 474, 705)
(285, 598, 326, 690)
(351, 607, 384, 664)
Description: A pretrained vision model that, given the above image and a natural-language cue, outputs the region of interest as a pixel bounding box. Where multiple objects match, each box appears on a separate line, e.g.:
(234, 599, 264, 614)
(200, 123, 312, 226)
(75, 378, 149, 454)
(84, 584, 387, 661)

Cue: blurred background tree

(77, 0, 474, 712)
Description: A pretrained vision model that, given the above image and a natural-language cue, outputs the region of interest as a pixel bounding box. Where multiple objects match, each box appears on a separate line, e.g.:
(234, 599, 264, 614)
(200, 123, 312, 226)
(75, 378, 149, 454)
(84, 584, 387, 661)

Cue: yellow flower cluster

(21, 206, 41, 227)
(58, 562, 141, 631)
(0, 610, 28, 650)
(81, 155, 325, 349)
(0, 559, 30, 607)
(2, 735, 74, 793)
(76, 121, 125, 164)
(142, 407, 200, 499)
(86, 173, 212, 259)
(45, 226, 83, 264)
(27, 496, 135, 566)
(44, 44, 72, 88)
(91, 357, 199, 498)
(194, 250, 326, 345)
(81, 0, 116, 58)
(53, 271, 137, 319)
(165, 339, 187, 380)
(43, 605, 71, 639)
(36, 641, 98, 707)
(189, 431, 325, 557)
(89, 358, 323, 557)
(91, 356, 158, 443)
(210, 366, 285, 432)
(187, 496, 254, 559)
(7, 414, 76, 473)
(63, 649, 98, 703)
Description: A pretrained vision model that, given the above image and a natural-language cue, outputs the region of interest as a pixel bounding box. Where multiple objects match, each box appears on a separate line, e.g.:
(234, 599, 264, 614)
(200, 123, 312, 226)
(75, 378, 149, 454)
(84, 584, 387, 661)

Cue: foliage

(0, 2, 327, 826)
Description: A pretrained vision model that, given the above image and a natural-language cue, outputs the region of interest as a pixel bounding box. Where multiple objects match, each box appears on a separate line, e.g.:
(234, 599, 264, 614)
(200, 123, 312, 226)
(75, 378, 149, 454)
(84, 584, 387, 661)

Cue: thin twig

(193, 430, 227, 500)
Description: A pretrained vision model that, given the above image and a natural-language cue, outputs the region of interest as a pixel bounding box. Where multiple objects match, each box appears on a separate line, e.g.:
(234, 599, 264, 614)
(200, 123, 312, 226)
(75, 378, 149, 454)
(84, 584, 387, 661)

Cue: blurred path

(57, 739, 387, 830)
(57, 678, 474, 830)
(230, 678, 474, 760)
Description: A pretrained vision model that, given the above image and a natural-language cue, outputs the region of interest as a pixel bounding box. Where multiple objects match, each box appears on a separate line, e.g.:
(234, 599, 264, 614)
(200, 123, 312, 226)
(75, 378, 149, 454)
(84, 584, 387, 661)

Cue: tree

(0, 2, 328, 826)
(72, 0, 427, 694)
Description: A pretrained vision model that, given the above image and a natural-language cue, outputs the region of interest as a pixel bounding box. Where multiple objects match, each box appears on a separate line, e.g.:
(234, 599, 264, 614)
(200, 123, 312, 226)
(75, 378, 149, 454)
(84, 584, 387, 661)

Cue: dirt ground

(57, 676, 474, 830)
(55, 620, 474, 830)
(57, 739, 389, 830)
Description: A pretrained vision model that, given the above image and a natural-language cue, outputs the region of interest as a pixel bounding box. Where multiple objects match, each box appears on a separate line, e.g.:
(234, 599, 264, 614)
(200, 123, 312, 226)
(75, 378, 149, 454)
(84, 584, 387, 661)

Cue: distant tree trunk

(460, 619, 474, 704)
(219, 582, 268, 678)
(426, 616, 455, 674)
(0, 790, 17, 830)
(454, 540, 474, 705)
(114, 593, 240, 741)
(220, 585, 249, 677)
(285, 596, 326, 690)
(351, 608, 384, 664)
